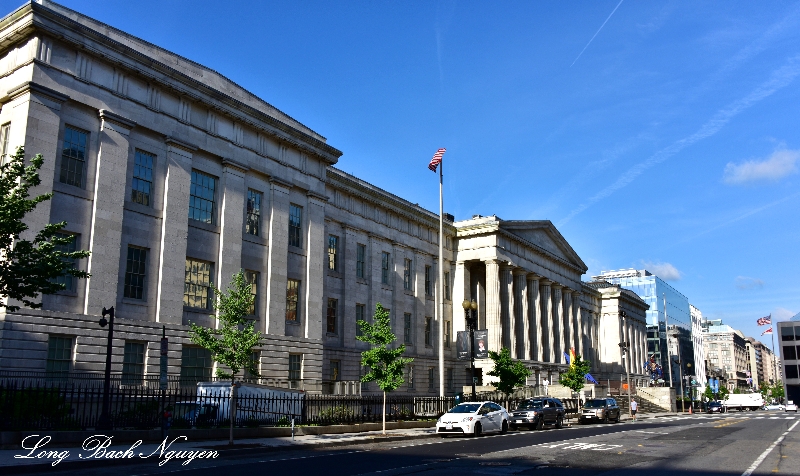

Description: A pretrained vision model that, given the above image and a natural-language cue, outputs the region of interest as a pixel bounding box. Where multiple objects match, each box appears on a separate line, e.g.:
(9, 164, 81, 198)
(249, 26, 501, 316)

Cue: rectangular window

(45, 336, 72, 374)
(328, 235, 339, 271)
(327, 298, 338, 334)
(0, 122, 10, 165)
(286, 279, 300, 321)
(52, 233, 78, 292)
(245, 270, 259, 316)
(131, 150, 154, 206)
(403, 258, 412, 290)
(446, 368, 454, 390)
(407, 365, 414, 389)
(356, 244, 366, 278)
(444, 271, 451, 300)
(123, 246, 147, 300)
(180, 346, 212, 384)
(330, 360, 340, 381)
(404, 313, 412, 344)
(122, 341, 145, 385)
(289, 354, 302, 381)
(246, 189, 262, 236)
(356, 303, 366, 337)
(445, 321, 451, 348)
(60, 126, 87, 187)
(381, 252, 390, 284)
(189, 170, 217, 224)
(786, 364, 799, 380)
(425, 317, 432, 346)
(244, 351, 260, 380)
(428, 367, 435, 390)
(424, 266, 432, 296)
(289, 204, 303, 247)
(184, 258, 213, 309)
(784, 346, 797, 361)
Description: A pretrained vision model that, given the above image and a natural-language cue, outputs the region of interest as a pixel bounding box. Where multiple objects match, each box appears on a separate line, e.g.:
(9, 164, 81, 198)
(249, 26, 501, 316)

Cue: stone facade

(0, 1, 649, 394)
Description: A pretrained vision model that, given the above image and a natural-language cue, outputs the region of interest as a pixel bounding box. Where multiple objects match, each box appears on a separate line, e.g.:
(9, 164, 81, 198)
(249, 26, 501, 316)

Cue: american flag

(756, 315, 772, 326)
(761, 327, 773, 335)
(428, 148, 446, 172)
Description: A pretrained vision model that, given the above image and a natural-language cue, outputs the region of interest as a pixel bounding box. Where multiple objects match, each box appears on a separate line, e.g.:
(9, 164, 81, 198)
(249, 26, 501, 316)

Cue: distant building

(703, 321, 749, 391)
(690, 305, 707, 388)
(778, 314, 800, 403)
(594, 269, 694, 389)
(745, 336, 778, 388)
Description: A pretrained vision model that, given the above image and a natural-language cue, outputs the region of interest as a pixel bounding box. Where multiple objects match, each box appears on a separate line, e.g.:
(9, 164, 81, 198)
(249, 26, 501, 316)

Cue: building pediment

(499, 220, 587, 272)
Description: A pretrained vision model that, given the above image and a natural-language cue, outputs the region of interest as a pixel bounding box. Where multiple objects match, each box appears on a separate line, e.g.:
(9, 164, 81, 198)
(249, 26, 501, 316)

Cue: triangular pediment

(499, 220, 587, 271)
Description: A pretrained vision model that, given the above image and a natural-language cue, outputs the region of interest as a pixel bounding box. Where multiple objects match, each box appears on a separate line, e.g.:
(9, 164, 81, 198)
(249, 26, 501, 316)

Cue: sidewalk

(0, 426, 438, 473)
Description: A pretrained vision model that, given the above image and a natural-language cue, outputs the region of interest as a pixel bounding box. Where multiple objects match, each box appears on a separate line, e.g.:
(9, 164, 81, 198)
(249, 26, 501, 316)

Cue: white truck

(723, 393, 764, 412)
(174, 382, 305, 427)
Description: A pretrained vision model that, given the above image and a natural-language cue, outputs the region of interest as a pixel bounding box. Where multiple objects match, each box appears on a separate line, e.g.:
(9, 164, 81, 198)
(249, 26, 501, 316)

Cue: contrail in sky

(571, 0, 624, 67)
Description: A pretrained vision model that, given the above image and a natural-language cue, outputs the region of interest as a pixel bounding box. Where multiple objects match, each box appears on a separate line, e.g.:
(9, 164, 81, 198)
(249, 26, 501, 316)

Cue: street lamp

(97, 306, 115, 430)
(462, 298, 478, 401)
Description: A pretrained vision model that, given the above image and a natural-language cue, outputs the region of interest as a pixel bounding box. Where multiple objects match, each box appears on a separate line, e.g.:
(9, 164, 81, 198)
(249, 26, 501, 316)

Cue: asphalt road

(27, 413, 800, 476)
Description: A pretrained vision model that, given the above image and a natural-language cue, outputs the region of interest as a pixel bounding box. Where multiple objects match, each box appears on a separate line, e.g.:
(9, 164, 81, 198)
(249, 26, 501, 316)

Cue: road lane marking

(714, 419, 748, 428)
(741, 420, 800, 476)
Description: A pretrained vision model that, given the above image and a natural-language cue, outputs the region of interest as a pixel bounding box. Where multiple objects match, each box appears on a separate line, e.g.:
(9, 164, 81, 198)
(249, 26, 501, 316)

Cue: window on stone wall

(428, 367, 435, 390)
(328, 235, 339, 271)
(404, 313, 412, 344)
(356, 244, 366, 278)
(131, 150, 154, 206)
(289, 204, 303, 248)
(424, 266, 432, 296)
(444, 271, 451, 300)
(52, 232, 78, 292)
(330, 360, 340, 381)
(0, 122, 10, 166)
(244, 351, 260, 380)
(327, 298, 338, 334)
(189, 170, 217, 224)
(123, 246, 147, 300)
(289, 354, 303, 382)
(445, 321, 451, 348)
(356, 304, 366, 337)
(245, 270, 259, 316)
(180, 346, 212, 384)
(407, 365, 414, 389)
(60, 126, 88, 188)
(403, 258, 412, 290)
(246, 189, 262, 236)
(381, 252, 391, 284)
(446, 367, 454, 390)
(45, 336, 73, 375)
(286, 279, 300, 321)
(122, 341, 145, 385)
(425, 317, 432, 346)
(184, 258, 213, 309)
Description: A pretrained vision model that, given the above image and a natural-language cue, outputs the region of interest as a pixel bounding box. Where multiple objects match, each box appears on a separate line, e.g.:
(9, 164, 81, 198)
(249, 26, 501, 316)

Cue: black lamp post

(462, 298, 478, 401)
(97, 306, 115, 430)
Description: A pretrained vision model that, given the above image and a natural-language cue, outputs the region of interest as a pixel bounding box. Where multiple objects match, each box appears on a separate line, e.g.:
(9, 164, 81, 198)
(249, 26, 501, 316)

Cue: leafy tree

(356, 302, 413, 434)
(771, 383, 785, 402)
(558, 354, 592, 394)
(487, 347, 531, 397)
(732, 387, 742, 394)
(702, 383, 729, 401)
(189, 270, 263, 444)
(0, 146, 89, 311)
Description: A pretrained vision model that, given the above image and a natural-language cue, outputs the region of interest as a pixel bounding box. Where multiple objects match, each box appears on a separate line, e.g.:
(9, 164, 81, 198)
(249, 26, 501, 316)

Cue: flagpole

(438, 158, 445, 398)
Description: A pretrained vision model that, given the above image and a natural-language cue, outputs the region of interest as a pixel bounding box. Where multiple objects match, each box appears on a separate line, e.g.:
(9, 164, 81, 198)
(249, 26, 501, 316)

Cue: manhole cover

(479, 462, 511, 466)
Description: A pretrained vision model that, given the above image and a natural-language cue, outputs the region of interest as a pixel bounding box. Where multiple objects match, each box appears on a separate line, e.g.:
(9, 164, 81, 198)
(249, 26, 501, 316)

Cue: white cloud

(723, 148, 800, 184)
(641, 261, 681, 281)
(735, 276, 764, 290)
(774, 307, 795, 321)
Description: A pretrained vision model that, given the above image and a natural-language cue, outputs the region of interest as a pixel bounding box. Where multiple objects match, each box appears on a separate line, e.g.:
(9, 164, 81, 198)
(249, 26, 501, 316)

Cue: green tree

(702, 383, 729, 401)
(487, 347, 531, 397)
(0, 146, 89, 311)
(356, 303, 413, 434)
(558, 354, 592, 394)
(771, 383, 785, 402)
(189, 270, 263, 444)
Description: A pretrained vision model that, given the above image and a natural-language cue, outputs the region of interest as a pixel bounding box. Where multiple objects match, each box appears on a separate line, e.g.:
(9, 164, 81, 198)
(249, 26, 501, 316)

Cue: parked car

(763, 404, 785, 411)
(579, 398, 621, 424)
(509, 397, 566, 431)
(706, 401, 725, 414)
(786, 401, 798, 412)
(436, 401, 509, 437)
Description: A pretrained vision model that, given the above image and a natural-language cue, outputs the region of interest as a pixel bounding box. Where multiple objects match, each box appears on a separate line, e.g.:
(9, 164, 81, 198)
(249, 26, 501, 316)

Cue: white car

(763, 404, 785, 411)
(786, 401, 798, 412)
(436, 401, 509, 437)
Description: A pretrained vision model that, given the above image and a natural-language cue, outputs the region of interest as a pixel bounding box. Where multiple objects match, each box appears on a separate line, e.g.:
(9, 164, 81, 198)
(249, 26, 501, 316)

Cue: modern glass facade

(596, 269, 694, 388)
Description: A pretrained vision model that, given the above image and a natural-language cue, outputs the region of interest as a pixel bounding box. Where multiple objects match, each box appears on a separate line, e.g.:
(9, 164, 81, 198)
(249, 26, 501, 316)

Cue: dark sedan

(707, 401, 725, 413)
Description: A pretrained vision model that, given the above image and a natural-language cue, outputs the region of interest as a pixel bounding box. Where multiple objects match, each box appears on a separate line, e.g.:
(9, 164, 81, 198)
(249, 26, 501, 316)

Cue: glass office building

(594, 269, 694, 388)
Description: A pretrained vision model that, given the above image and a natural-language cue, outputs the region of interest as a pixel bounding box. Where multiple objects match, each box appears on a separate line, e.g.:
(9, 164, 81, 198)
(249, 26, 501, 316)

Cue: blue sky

(9, 1, 800, 346)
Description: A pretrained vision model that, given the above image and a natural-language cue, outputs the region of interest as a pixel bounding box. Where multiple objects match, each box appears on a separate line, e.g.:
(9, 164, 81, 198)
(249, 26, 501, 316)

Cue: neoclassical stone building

(0, 0, 647, 394)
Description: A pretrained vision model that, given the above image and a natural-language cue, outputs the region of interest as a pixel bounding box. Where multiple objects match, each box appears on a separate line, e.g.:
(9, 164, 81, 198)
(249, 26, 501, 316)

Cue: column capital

(539, 278, 553, 286)
(484, 259, 503, 265)
(550, 282, 563, 290)
(513, 268, 528, 276)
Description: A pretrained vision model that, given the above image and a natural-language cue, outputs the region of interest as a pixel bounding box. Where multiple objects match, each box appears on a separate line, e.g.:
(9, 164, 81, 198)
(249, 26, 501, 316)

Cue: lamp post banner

(474, 330, 489, 359)
(457, 331, 470, 360)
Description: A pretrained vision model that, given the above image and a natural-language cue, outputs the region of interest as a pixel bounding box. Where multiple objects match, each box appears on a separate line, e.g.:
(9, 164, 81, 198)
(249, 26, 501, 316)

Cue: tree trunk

(382, 391, 386, 435)
(229, 379, 235, 445)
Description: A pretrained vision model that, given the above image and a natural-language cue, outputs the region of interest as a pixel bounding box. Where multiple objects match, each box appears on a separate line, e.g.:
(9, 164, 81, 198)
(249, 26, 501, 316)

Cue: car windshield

(448, 403, 481, 414)
(584, 400, 607, 409)
(516, 400, 545, 410)
(710, 402, 721, 407)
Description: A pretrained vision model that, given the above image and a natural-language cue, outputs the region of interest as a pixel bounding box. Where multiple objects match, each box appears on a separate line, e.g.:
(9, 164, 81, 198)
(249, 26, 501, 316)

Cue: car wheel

(555, 416, 563, 429)
(535, 417, 544, 431)
(615, 412, 621, 423)
(501, 420, 509, 434)
(602, 413, 609, 424)
(473, 422, 482, 437)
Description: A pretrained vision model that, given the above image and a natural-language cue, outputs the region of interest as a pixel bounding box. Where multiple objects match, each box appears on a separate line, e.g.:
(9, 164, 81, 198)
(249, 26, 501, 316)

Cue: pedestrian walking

(630, 399, 638, 421)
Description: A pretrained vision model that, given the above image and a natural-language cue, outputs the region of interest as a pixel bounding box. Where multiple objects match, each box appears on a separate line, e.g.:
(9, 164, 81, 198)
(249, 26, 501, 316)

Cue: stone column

(499, 265, 515, 355)
(453, 261, 469, 336)
(484, 260, 502, 353)
(562, 289, 573, 357)
(83, 110, 136, 315)
(540, 279, 553, 362)
(264, 178, 292, 335)
(573, 293, 583, 357)
(552, 285, 563, 363)
(155, 138, 195, 325)
(527, 275, 542, 361)
(215, 159, 247, 295)
(305, 191, 327, 340)
(513, 270, 528, 360)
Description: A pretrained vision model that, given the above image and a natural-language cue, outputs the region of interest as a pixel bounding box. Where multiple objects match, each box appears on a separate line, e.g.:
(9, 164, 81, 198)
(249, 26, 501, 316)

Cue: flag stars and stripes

(428, 148, 446, 172)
